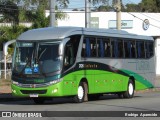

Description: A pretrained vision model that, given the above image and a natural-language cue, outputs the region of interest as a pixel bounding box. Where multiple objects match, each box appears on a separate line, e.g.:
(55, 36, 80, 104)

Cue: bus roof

(17, 27, 153, 41)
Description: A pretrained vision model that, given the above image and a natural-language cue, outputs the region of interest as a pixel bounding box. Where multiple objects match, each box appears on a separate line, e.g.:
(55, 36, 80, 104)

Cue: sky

(68, 0, 142, 10)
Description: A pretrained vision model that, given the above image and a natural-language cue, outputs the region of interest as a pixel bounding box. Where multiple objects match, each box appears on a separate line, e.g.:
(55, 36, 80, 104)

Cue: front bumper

(11, 82, 64, 97)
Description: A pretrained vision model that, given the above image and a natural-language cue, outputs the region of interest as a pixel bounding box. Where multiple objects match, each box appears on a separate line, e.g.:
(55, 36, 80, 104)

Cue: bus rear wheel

(73, 82, 88, 103)
(123, 80, 134, 98)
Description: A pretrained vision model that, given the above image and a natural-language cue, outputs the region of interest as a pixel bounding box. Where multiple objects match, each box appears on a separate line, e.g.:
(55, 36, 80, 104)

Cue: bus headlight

(49, 78, 63, 85)
(12, 89, 16, 93)
(12, 81, 19, 85)
(52, 88, 58, 93)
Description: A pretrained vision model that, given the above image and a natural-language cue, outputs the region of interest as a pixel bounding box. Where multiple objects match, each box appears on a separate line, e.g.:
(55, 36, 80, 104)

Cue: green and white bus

(11, 27, 155, 104)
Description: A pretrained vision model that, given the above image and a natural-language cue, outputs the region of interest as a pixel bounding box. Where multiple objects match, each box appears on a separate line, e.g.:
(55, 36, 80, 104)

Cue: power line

(121, 0, 160, 29)
(141, 13, 160, 23)
(127, 12, 160, 29)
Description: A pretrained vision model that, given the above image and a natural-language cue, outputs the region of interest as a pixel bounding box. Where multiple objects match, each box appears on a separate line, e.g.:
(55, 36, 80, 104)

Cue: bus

(11, 27, 155, 104)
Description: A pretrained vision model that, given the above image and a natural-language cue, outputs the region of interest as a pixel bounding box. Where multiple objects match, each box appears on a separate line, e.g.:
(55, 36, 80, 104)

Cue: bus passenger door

(63, 35, 81, 96)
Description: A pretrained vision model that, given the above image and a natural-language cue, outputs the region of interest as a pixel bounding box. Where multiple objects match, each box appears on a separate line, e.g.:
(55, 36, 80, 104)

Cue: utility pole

(50, 0, 56, 27)
(114, 0, 121, 30)
(85, 0, 91, 28)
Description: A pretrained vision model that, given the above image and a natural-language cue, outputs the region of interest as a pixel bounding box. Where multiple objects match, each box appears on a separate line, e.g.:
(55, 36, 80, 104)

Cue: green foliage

(125, 3, 141, 12)
(13, 0, 69, 10)
(125, 0, 160, 12)
(24, 6, 50, 28)
(0, 0, 19, 26)
(92, 0, 160, 12)
(141, 0, 160, 12)
(0, 26, 30, 50)
(0, 0, 69, 52)
(96, 5, 112, 11)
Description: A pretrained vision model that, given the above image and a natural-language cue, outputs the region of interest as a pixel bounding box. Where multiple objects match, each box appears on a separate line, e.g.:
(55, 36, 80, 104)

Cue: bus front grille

(18, 83, 51, 88)
(20, 90, 47, 94)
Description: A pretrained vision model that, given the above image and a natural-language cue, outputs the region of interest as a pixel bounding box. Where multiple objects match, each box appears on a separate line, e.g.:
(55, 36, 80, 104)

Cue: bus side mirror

(59, 38, 70, 56)
(59, 43, 63, 56)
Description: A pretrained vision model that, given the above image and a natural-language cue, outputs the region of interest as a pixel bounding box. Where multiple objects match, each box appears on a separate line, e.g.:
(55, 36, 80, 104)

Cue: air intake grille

(21, 90, 47, 94)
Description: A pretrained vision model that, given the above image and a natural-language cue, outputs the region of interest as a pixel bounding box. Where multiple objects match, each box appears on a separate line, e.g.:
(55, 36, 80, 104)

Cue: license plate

(29, 94, 38, 97)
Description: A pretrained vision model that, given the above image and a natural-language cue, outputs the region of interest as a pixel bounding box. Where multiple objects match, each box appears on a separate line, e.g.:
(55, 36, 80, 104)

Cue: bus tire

(123, 80, 134, 98)
(33, 98, 45, 104)
(73, 82, 88, 103)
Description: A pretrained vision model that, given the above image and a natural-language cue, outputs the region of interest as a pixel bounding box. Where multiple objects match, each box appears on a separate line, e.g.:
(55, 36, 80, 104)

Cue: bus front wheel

(73, 82, 88, 103)
(123, 80, 134, 98)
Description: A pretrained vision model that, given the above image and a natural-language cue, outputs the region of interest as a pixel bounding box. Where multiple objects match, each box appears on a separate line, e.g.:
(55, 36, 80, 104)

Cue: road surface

(0, 92, 160, 120)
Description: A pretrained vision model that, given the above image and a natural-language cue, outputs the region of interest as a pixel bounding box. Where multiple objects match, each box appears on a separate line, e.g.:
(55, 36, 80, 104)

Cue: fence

(0, 51, 12, 80)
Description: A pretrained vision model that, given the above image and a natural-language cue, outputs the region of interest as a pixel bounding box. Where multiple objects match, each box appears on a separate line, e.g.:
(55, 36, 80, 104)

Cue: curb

(135, 88, 160, 94)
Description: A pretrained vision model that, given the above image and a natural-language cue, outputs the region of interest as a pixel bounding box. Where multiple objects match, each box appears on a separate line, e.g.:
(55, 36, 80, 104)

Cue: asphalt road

(0, 92, 160, 120)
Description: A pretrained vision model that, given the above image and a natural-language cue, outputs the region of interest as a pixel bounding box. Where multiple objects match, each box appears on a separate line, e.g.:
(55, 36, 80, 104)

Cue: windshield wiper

(38, 48, 47, 61)
(19, 49, 35, 75)
(19, 57, 32, 76)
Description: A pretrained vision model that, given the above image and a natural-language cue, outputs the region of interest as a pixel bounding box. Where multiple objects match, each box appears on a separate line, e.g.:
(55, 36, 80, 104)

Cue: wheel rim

(78, 86, 84, 100)
(128, 83, 134, 95)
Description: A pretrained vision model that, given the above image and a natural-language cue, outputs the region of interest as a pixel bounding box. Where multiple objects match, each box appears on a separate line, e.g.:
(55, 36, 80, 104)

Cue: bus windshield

(13, 41, 61, 77)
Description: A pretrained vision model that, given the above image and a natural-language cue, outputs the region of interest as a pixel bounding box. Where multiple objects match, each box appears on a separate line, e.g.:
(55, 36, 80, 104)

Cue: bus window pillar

(3, 40, 16, 79)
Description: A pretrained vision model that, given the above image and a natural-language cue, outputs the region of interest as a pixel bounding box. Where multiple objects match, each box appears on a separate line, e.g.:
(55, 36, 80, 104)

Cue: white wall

(155, 38, 160, 75)
(0, 23, 32, 27)
(58, 11, 85, 27)
(58, 12, 160, 36)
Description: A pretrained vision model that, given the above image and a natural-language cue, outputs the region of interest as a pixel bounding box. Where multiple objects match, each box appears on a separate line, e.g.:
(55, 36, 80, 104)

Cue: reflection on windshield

(13, 41, 61, 76)
(38, 43, 60, 74)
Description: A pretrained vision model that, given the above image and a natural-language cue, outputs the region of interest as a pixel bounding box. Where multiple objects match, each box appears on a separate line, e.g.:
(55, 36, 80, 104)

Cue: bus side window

(82, 37, 96, 58)
(64, 35, 81, 70)
(104, 39, 111, 57)
(90, 38, 97, 57)
(64, 44, 74, 68)
(124, 41, 129, 58)
(124, 40, 136, 58)
(81, 38, 91, 57)
(97, 39, 104, 57)
(131, 41, 136, 58)
(146, 41, 154, 58)
(118, 40, 123, 58)
(86, 38, 91, 57)
(136, 41, 145, 58)
(111, 39, 119, 58)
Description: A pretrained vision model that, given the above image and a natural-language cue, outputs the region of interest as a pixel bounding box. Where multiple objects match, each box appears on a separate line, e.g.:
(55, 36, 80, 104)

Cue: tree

(92, 0, 126, 12)
(91, 0, 112, 12)
(24, 5, 67, 28)
(140, 0, 159, 12)
(25, 6, 49, 28)
(0, 0, 19, 26)
(95, 5, 112, 11)
(12, 0, 69, 25)
(13, 0, 69, 10)
(125, 3, 141, 12)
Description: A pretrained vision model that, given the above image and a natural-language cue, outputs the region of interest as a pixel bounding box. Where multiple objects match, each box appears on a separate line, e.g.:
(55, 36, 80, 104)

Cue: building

(57, 11, 160, 76)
